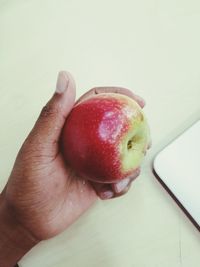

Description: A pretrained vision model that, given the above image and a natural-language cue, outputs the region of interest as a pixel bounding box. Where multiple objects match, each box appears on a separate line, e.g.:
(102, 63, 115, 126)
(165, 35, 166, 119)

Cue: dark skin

(0, 71, 149, 267)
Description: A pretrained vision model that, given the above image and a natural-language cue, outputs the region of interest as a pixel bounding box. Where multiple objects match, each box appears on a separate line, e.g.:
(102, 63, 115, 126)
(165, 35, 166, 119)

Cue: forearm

(0, 193, 38, 267)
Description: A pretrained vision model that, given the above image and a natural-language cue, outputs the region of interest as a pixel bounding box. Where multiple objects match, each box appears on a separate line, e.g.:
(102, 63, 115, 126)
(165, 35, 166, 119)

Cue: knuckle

(40, 102, 59, 119)
(115, 185, 130, 197)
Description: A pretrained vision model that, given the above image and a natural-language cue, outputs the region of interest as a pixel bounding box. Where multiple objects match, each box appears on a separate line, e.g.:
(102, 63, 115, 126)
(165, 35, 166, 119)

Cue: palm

(37, 152, 97, 238)
(6, 147, 97, 240)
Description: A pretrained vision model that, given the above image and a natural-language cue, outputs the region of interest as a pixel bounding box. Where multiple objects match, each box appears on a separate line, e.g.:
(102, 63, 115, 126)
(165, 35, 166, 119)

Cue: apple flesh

(61, 93, 150, 183)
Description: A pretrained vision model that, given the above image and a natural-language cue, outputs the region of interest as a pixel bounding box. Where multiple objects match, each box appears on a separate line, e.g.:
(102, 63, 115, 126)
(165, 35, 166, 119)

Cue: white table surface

(0, 1, 200, 266)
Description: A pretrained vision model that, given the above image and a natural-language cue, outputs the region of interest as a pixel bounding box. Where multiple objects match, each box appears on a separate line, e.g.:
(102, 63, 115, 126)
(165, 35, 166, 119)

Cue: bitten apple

(61, 93, 150, 183)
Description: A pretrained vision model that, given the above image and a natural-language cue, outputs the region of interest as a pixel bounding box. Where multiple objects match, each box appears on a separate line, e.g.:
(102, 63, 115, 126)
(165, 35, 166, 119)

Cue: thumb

(27, 71, 76, 152)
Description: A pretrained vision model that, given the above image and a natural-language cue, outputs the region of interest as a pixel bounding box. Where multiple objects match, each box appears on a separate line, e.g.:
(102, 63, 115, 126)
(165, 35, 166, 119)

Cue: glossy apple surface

(61, 93, 150, 183)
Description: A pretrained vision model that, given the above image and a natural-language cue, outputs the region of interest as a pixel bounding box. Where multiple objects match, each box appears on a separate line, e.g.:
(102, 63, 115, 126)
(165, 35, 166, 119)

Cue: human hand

(0, 71, 149, 266)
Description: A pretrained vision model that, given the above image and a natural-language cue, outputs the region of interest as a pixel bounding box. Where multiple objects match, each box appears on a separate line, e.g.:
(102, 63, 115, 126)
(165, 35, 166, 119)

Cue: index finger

(76, 86, 145, 108)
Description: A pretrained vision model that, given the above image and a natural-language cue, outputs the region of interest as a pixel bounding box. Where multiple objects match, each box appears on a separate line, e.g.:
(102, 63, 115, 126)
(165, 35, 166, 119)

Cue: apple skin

(61, 93, 150, 183)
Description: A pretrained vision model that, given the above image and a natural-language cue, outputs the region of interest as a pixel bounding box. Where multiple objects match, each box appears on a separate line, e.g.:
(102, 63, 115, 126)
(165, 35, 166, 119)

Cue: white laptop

(153, 120, 200, 230)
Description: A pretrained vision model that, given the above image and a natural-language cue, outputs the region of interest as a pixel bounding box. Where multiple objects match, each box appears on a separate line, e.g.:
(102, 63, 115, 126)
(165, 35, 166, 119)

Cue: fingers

(91, 168, 141, 200)
(91, 178, 132, 200)
(26, 71, 76, 153)
(112, 168, 140, 194)
(76, 86, 145, 108)
(91, 183, 115, 199)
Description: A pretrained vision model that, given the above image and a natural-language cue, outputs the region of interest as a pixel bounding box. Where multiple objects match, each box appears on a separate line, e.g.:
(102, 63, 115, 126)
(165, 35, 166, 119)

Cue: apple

(61, 93, 150, 183)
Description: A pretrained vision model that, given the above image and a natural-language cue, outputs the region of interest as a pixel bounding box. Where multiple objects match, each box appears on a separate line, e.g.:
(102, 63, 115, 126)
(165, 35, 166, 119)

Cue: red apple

(61, 93, 150, 183)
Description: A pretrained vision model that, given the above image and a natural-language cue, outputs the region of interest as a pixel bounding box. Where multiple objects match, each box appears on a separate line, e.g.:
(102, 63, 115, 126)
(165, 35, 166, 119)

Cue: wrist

(0, 193, 38, 267)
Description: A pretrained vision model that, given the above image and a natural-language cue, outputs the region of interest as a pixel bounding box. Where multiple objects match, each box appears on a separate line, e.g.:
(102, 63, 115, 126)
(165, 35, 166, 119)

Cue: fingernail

(114, 178, 130, 193)
(55, 71, 69, 94)
(99, 190, 114, 200)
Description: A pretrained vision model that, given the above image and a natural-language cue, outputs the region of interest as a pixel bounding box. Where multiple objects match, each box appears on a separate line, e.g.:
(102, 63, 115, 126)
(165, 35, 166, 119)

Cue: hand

(0, 71, 148, 266)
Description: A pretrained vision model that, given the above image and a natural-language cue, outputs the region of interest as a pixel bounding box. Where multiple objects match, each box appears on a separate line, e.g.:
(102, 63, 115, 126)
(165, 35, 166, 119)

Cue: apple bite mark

(120, 116, 148, 173)
(119, 99, 150, 175)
